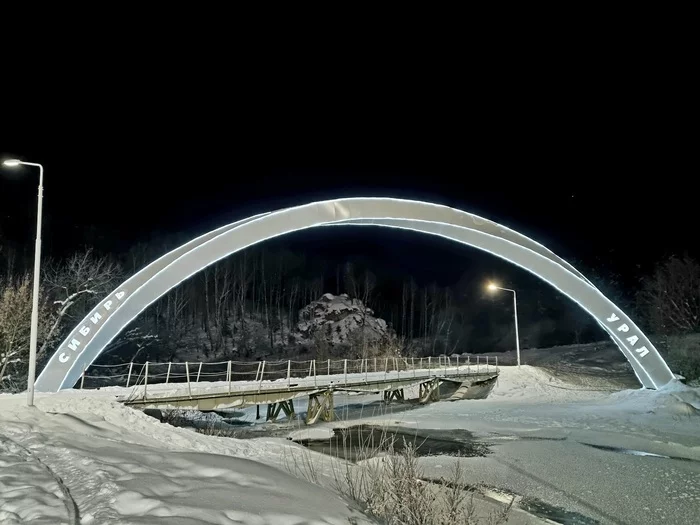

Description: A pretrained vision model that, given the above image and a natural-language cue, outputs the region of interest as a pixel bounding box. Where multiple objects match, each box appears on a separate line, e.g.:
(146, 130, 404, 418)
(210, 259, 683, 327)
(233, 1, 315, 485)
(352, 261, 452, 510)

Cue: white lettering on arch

(636, 346, 650, 358)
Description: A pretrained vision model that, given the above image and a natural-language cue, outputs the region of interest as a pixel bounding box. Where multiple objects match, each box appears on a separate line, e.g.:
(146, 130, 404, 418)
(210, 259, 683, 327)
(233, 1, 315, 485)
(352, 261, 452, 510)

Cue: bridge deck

(120, 366, 498, 411)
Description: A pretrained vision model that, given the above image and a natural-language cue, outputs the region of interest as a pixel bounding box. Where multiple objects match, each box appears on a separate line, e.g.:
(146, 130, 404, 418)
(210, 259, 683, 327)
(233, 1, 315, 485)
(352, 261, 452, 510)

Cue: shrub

(665, 335, 700, 383)
(286, 427, 512, 525)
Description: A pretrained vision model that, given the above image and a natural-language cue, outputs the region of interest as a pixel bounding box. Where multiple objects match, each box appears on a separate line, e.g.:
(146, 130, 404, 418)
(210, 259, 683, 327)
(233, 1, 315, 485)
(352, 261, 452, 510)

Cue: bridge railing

(79, 355, 499, 398)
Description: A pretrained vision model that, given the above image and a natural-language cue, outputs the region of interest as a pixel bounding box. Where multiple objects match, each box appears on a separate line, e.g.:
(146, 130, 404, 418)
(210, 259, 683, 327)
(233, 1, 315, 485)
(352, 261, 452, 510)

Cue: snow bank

(606, 379, 700, 417)
(484, 365, 613, 402)
(0, 391, 375, 524)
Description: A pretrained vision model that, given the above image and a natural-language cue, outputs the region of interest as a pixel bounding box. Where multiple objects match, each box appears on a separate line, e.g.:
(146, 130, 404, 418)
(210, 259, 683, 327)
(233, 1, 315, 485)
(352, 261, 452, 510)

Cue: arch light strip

(35, 198, 674, 392)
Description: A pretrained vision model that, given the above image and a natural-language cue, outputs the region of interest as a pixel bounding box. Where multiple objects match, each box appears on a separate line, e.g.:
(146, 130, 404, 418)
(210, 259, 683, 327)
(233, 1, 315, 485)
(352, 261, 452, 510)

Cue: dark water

(292, 424, 491, 461)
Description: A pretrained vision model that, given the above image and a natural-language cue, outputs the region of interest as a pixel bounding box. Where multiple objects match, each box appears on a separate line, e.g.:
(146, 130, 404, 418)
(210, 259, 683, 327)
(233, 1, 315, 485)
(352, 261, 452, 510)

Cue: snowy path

(0, 393, 374, 524)
(0, 428, 78, 525)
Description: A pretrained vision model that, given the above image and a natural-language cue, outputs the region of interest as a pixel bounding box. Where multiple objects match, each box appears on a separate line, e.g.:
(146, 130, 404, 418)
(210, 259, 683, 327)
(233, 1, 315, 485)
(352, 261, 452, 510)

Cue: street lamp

(486, 282, 521, 367)
(2, 159, 44, 406)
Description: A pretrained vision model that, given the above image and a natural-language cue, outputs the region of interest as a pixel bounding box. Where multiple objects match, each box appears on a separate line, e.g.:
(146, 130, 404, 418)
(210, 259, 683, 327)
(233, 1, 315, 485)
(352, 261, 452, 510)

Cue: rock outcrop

(297, 293, 390, 345)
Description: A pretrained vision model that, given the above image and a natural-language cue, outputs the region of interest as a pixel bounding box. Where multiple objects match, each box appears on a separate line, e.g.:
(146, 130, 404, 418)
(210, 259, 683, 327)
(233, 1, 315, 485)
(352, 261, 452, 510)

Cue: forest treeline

(2, 236, 700, 390)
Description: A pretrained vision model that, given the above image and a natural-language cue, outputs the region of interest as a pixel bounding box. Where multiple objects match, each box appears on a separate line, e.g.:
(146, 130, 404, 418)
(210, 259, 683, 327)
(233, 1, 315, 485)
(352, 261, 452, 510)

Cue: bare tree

(38, 249, 122, 361)
(640, 255, 700, 334)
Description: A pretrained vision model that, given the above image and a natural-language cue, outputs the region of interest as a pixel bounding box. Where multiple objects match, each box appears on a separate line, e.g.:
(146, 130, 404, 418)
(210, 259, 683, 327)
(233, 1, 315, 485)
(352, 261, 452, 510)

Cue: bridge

(81, 356, 499, 424)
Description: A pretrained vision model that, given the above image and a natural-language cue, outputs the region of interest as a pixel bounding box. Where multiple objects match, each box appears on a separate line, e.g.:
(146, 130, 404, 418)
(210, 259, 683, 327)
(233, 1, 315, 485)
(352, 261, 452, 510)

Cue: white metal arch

(35, 198, 675, 391)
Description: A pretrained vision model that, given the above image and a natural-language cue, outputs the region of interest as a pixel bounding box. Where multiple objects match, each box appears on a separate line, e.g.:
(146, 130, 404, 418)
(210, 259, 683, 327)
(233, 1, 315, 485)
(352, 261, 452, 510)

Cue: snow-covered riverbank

(1, 366, 699, 524)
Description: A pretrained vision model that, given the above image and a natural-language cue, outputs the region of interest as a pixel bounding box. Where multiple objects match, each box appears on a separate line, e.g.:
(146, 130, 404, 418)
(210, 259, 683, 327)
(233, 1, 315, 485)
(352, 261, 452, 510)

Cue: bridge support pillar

(383, 388, 405, 404)
(266, 400, 296, 422)
(418, 378, 440, 404)
(306, 390, 334, 425)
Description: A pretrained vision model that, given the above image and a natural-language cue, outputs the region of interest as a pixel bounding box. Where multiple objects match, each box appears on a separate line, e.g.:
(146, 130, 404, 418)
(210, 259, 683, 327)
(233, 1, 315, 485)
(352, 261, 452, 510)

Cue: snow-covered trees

(0, 250, 125, 391)
(0, 275, 52, 390)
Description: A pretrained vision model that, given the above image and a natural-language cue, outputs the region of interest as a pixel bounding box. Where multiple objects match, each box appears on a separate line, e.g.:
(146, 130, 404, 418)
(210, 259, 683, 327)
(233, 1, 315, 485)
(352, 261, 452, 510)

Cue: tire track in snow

(0, 433, 80, 525)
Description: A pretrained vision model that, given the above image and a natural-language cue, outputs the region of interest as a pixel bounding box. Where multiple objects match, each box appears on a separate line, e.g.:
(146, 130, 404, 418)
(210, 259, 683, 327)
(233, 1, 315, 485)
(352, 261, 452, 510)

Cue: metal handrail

(78, 355, 500, 398)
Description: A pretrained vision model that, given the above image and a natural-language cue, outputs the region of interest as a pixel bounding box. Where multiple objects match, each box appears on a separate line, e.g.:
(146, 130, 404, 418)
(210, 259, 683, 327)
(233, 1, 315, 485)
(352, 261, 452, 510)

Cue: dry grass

(286, 425, 512, 525)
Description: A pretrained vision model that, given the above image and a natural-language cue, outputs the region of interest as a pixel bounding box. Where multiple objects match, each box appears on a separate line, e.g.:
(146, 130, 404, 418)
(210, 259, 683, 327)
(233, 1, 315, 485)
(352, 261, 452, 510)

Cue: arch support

(36, 198, 674, 391)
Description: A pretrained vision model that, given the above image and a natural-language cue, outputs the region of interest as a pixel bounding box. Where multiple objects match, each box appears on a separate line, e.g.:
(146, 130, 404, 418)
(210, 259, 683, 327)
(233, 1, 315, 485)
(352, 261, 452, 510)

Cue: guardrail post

(144, 361, 149, 400)
(344, 359, 348, 385)
(477, 355, 480, 374)
(486, 356, 489, 374)
(166, 362, 172, 384)
(308, 361, 313, 378)
(80, 365, 86, 390)
(457, 355, 459, 367)
(365, 359, 368, 382)
(412, 357, 416, 377)
(287, 360, 292, 388)
(374, 357, 377, 373)
(428, 356, 431, 376)
(495, 355, 498, 370)
(327, 359, 331, 376)
(126, 362, 133, 387)
(258, 361, 266, 391)
(445, 356, 448, 376)
(227, 360, 232, 394)
(196, 362, 203, 382)
(185, 361, 192, 399)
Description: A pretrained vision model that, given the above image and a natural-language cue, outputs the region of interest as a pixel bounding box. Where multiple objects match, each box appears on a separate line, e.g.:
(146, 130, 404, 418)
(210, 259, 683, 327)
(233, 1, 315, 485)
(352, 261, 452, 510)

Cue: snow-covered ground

(0, 390, 373, 524)
(2, 366, 699, 524)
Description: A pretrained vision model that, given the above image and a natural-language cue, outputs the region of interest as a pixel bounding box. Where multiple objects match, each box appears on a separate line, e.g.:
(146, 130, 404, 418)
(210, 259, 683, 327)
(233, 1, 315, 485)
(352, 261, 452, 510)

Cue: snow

(2, 365, 699, 523)
(297, 293, 389, 345)
(322, 366, 700, 524)
(0, 391, 373, 524)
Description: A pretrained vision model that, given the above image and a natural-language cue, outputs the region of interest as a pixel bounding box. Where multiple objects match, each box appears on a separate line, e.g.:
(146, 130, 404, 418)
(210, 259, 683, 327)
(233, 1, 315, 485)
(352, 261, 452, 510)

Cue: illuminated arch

(36, 198, 674, 391)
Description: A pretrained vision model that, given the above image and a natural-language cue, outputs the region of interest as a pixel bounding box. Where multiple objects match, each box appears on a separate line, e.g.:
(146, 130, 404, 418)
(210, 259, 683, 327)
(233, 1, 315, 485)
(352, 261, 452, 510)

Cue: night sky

(1, 97, 693, 302)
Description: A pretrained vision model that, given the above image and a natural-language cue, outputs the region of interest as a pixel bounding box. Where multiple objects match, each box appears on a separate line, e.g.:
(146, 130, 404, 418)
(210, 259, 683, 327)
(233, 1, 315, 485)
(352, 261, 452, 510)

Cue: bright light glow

(36, 197, 674, 392)
(2, 159, 21, 167)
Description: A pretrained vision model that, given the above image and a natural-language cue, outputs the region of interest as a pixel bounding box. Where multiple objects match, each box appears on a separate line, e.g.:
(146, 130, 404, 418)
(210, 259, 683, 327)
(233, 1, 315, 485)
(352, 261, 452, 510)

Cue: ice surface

(1, 365, 698, 524)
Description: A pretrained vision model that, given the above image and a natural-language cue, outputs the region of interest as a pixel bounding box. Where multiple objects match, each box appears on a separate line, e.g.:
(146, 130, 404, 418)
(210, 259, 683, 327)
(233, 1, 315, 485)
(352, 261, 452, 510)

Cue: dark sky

(0, 87, 693, 297)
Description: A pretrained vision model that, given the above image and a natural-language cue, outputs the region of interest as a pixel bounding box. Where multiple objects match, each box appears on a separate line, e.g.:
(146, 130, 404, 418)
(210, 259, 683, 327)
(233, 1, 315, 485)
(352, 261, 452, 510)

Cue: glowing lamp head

(487, 283, 498, 292)
(2, 159, 21, 167)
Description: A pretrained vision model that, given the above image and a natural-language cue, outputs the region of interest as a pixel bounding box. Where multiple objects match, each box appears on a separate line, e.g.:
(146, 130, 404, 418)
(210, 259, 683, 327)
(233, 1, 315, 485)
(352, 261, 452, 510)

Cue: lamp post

(487, 282, 521, 368)
(3, 159, 44, 406)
